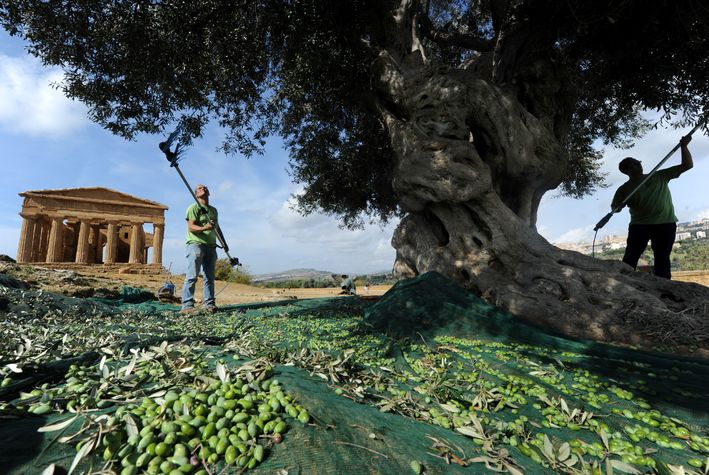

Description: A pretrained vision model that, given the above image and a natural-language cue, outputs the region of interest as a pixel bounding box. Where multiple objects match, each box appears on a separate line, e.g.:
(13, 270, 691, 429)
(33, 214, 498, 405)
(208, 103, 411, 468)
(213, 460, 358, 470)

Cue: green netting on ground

(1, 271, 708, 475)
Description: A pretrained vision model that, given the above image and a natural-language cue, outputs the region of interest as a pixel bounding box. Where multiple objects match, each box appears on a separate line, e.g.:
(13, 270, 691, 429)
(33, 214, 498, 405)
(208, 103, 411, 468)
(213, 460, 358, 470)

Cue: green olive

(103, 446, 115, 461)
(225, 445, 237, 465)
(32, 403, 51, 415)
(136, 452, 151, 468)
(232, 412, 249, 423)
(161, 421, 177, 434)
(137, 433, 154, 451)
(215, 438, 229, 455)
(154, 441, 169, 457)
(173, 444, 187, 457)
(120, 464, 137, 475)
(253, 444, 265, 462)
(297, 410, 310, 424)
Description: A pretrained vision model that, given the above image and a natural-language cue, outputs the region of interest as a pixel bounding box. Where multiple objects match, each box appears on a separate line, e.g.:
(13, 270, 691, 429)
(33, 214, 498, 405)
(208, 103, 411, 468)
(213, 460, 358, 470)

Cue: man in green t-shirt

(610, 135, 693, 279)
(181, 184, 228, 313)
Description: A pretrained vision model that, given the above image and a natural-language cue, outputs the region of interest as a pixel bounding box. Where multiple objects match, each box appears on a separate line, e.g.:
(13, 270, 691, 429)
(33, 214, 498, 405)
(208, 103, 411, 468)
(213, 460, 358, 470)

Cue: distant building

(554, 219, 708, 255)
(676, 232, 692, 241)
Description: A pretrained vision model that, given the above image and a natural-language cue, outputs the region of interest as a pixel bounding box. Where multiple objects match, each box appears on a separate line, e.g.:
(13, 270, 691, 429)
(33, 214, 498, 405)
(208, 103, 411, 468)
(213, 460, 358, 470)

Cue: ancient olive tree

(3, 0, 708, 352)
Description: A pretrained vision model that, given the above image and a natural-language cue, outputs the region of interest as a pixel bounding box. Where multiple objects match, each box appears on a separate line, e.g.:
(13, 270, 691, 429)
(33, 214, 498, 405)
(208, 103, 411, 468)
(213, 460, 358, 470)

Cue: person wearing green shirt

(181, 184, 228, 313)
(610, 135, 693, 279)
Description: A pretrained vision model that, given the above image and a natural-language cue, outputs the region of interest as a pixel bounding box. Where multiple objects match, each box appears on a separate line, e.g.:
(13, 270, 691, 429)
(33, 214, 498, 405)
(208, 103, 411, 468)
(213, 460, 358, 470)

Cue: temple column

(128, 223, 143, 264)
(39, 221, 51, 262)
(105, 222, 119, 264)
(152, 223, 164, 265)
(68, 221, 80, 261)
(96, 230, 105, 264)
(16, 214, 37, 263)
(30, 219, 44, 262)
(74, 220, 91, 264)
(46, 217, 65, 263)
(89, 223, 102, 263)
(42, 220, 51, 261)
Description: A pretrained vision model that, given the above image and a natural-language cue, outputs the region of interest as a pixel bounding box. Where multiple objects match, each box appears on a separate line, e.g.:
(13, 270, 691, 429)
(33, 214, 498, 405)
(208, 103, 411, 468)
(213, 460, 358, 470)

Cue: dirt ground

(146, 273, 393, 306)
(1, 263, 392, 306)
(3, 261, 703, 308)
(110, 269, 707, 305)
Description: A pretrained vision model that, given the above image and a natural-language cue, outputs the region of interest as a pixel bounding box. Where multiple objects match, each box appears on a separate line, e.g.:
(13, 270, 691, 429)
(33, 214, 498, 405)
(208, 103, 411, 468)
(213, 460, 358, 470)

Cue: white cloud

(217, 180, 234, 194)
(163, 237, 185, 251)
(695, 208, 709, 221)
(0, 54, 86, 136)
(253, 196, 398, 272)
(536, 224, 550, 237)
(553, 226, 594, 244)
(270, 198, 332, 232)
(269, 198, 385, 249)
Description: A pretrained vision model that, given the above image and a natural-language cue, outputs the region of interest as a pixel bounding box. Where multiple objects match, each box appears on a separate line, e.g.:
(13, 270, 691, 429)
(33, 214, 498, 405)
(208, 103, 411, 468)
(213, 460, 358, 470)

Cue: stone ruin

(16, 187, 168, 272)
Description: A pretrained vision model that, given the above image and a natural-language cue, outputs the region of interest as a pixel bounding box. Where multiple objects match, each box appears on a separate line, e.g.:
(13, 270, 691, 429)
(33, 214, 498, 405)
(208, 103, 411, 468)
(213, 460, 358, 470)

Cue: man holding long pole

(180, 183, 228, 313)
(610, 135, 693, 279)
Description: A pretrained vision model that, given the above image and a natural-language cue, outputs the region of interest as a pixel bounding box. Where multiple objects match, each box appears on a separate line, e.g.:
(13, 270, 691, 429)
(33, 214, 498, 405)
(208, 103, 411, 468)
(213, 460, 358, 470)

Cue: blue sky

(1, 30, 708, 275)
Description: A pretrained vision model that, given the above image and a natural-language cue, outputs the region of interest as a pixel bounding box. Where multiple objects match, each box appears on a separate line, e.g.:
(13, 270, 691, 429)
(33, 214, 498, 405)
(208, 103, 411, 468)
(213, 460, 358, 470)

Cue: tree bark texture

(375, 2, 709, 354)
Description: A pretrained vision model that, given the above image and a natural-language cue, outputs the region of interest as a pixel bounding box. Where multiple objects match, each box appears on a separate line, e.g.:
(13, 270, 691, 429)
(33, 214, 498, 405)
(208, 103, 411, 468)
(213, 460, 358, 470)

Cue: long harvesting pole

(159, 132, 241, 267)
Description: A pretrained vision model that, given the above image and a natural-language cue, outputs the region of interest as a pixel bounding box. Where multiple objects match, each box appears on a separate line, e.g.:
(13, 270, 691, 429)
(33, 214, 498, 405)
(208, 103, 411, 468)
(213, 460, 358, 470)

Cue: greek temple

(16, 187, 167, 267)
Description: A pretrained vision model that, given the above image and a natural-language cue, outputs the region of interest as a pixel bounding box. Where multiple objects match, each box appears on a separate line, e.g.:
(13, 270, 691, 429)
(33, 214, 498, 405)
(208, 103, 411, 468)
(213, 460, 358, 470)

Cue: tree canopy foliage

(2, 0, 707, 226)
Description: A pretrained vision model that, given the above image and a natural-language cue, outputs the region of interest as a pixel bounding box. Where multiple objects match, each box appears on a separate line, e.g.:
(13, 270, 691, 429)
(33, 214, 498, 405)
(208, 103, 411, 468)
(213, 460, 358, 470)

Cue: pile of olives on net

(97, 376, 310, 475)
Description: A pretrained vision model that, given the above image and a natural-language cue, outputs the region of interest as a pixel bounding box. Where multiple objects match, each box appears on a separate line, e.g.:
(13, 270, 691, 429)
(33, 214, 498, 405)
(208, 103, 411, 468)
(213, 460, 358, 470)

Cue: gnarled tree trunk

(374, 1, 709, 355)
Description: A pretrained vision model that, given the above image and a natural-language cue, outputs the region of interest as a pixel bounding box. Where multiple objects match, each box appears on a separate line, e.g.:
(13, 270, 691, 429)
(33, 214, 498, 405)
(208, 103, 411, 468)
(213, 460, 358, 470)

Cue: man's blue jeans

(181, 243, 217, 309)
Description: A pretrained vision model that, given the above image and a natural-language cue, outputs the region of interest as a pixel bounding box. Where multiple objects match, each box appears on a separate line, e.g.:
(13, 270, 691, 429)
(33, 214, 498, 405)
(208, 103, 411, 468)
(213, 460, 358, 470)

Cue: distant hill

(252, 268, 393, 284)
(251, 268, 338, 284)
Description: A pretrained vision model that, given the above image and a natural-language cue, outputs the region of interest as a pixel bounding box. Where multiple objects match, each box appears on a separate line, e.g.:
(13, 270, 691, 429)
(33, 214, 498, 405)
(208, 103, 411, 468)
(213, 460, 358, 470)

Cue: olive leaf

(656, 461, 689, 475)
(68, 437, 95, 475)
(503, 462, 524, 475)
(542, 434, 554, 459)
(122, 353, 137, 378)
(123, 413, 139, 438)
(6, 363, 23, 373)
(600, 428, 610, 451)
(456, 425, 481, 437)
(216, 361, 227, 382)
(609, 459, 642, 474)
(38, 415, 79, 433)
(440, 402, 459, 413)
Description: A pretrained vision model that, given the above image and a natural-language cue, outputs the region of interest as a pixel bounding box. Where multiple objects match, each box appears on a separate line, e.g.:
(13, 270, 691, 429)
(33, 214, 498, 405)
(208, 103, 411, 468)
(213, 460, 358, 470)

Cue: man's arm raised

(679, 135, 693, 173)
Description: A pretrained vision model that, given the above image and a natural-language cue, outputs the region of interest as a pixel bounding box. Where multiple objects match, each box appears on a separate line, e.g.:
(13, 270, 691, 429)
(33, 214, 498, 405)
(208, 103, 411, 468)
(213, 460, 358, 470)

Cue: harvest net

(0, 271, 707, 474)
